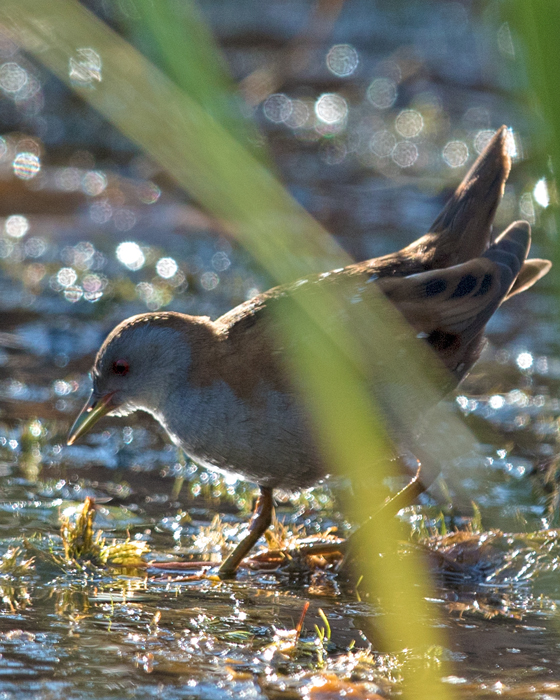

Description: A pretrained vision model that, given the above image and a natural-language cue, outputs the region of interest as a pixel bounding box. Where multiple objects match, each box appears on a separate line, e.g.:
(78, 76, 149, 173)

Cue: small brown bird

(67, 127, 550, 574)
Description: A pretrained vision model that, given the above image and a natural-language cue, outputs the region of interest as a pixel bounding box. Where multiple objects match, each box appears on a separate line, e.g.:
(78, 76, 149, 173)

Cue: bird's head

(67, 312, 208, 445)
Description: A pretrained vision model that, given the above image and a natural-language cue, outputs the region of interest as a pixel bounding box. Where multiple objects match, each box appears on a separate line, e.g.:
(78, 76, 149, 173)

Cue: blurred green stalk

(131, 0, 266, 163)
(504, 1, 560, 273)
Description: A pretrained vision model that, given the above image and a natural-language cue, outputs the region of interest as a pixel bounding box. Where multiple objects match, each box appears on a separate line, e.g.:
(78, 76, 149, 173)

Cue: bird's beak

(67, 391, 116, 445)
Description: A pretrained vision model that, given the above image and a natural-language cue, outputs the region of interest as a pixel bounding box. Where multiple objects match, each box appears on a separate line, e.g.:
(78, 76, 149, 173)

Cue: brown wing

(377, 220, 530, 378)
(378, 257, 503, 339)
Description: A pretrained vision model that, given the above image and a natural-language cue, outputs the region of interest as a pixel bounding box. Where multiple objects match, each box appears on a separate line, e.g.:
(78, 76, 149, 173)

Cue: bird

(67, 126, 551, 575)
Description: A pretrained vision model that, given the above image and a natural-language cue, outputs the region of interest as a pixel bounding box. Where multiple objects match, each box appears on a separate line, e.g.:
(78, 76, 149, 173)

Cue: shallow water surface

(0, 0, 558, 698)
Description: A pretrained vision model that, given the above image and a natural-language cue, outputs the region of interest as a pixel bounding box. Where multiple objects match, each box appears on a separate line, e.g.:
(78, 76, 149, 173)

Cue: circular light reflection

(489, 395, 505, 410)
(156, 257, 178, 279)
(366, 78, 397, 110)
(516, 352, 533, 370)
(0, 62, 28, 93)
(137, 182, 161, 204)
(326, 44, 359, 77)
(263, 94, 292, 124)
(69, 48, 102, 86)
(212, 252, 231, 271)
(442, 141, 469, 168)
(116, 241, 145, 271)
(315, 93, 348, 124)
(392, 141, 418, 168)
(395, 109, 423, 138)
(57, 267, 78, 288)
(24, 237, 47, 257)
(200, 271, 219, 290)
(5, 214, 29, 238)
(13, 152, 40, 180)
(82, 170, 107, 196)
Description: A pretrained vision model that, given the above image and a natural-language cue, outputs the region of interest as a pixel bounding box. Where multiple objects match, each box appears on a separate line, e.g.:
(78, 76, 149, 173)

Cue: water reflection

(326, 44, 359, 77)
(315, 93, 348, 125)
(5, 215, 28, 238)
(116, 241, 145, 271)
(0, 62, 28, 93)
(12, 151, 40, 179)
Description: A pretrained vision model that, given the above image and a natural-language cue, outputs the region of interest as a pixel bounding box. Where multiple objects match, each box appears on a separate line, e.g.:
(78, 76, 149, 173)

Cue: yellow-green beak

(67, 391, 116, 445)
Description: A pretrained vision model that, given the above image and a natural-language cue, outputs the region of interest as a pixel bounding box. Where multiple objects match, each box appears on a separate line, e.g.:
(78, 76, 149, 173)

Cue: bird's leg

(291, 463, 427, 558)
(339, 464, 426, 567)
(218, 486, 274, 577)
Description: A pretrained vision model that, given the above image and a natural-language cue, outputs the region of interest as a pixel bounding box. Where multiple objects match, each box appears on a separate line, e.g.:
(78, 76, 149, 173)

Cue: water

(0, 0, 558, 697)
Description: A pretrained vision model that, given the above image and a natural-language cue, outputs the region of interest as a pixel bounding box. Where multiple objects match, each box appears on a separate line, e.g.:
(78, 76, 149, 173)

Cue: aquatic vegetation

(58, 497, 149, 569)
(0, 546, 34, 611)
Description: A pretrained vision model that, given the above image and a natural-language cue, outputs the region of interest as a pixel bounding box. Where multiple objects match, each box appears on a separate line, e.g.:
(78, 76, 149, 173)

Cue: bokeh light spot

(516, 352, 533, 370)
(442, 141, 469, 167)
(212, 252, 231, 272)
(56, 167, 81, 191)
(82, 170, 107, 196)
(5, 214, 29, 239)
(116, 241, 145, 271)
(395, 109, 423, 138)
(90, 200, 112, 224)
(137, 181, 161, 204)
(82, 273, 106, 294)
(263, 94, 292, 124)
(366, 78, 397, 109)
(200, 271, 219, 290)
(315, 93, 348, 124)
(489, 395, 505, 410)
(24, 237, 46, 258)
(0, 62, 28, 93)
(156, 257, 178, 279)
(326, 44, 359, 77)
(13, 152, 40, 180)
(57, 267, 78, 288)
(392, 141, 418, 168)
(114, 209, 136, 232)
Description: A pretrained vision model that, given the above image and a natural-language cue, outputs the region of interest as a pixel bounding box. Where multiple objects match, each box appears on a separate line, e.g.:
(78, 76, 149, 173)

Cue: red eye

(113, 359, 129, 376)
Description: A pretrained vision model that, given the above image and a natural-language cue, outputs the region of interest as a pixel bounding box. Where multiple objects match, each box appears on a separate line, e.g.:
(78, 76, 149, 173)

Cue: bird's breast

(152, 379, 324, 489)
